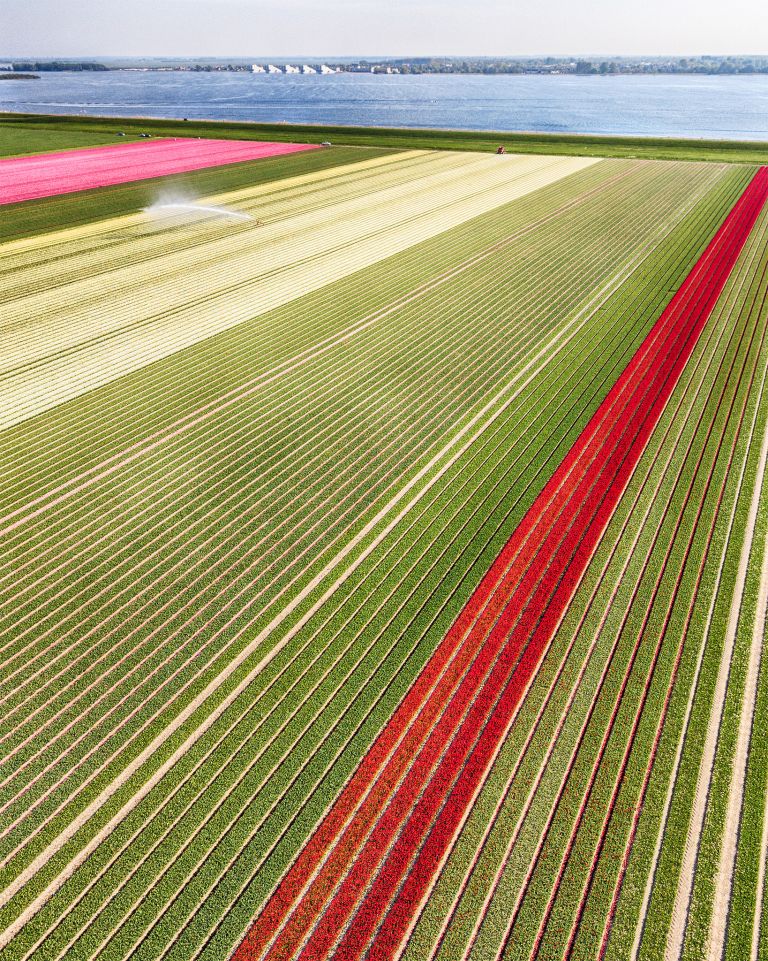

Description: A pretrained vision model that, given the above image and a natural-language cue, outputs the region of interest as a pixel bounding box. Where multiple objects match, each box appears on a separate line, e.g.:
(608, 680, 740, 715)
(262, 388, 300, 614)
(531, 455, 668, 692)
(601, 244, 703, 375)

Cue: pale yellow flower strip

(0, 151, 596, 431)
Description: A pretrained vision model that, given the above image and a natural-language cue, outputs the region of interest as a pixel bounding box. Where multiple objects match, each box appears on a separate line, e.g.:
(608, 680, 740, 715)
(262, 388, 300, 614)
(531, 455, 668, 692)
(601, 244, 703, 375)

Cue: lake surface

(2, 71, 768, 141)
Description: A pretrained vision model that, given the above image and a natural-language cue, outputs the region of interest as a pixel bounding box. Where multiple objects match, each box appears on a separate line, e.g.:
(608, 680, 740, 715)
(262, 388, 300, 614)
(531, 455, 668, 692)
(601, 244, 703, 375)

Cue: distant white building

(251, 64, 266, 73)
(284, 64, 300, 74)
(267, 64, 282, 74)
(302, 64, 317, 74)
(320, 64, 336, 75)
(0, 64, 13, 72)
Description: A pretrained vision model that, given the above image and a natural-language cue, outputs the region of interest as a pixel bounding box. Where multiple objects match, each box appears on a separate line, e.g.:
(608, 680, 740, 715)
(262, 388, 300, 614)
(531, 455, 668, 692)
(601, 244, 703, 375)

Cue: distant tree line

(11, 62, 109, 72)
(393, 56, 768, 76)
(343, 55, 768, 76)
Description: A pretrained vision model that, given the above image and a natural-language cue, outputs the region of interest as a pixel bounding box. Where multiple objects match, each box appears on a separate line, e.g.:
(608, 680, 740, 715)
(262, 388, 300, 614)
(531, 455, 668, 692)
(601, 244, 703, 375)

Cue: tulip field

(0, 131, 767, 961)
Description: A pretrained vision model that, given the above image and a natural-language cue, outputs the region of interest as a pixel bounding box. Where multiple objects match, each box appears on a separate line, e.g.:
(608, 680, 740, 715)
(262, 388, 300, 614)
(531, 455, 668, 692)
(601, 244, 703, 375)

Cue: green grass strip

(3, 112, 768, 164)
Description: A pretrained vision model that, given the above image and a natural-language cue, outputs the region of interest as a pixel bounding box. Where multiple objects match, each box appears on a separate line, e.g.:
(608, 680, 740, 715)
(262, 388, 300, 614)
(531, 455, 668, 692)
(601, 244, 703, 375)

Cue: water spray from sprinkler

(145, 190, 254, 222)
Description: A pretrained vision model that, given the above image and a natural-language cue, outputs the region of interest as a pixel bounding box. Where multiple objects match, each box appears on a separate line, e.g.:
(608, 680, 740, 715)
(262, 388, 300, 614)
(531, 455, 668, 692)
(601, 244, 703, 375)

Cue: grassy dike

(2, 111, 768, 165)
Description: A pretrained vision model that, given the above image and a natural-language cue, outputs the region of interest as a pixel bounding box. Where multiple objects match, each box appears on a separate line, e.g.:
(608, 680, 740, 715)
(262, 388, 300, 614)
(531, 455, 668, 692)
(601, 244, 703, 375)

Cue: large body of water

(2, 71, 768, 141)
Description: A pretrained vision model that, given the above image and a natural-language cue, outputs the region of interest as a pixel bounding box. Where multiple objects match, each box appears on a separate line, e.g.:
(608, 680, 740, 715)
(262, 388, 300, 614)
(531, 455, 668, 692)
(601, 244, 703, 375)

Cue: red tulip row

(233, 166, 768, 961)
(0, 138, 319, 205)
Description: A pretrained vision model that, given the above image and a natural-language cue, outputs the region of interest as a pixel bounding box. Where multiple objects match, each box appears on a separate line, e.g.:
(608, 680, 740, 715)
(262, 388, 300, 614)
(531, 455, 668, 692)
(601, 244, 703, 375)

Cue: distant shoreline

(3, 54, 768, 77)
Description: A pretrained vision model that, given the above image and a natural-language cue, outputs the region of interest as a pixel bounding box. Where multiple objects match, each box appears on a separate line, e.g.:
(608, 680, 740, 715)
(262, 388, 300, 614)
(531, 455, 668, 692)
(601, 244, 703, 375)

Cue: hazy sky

(2, 0, 765, 58)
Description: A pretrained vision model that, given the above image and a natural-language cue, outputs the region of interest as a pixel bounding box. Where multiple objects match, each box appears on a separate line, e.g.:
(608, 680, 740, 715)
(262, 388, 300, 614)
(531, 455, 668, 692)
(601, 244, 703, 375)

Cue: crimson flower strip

(0, 138, 319, 205)
(233, 166, 768, 961)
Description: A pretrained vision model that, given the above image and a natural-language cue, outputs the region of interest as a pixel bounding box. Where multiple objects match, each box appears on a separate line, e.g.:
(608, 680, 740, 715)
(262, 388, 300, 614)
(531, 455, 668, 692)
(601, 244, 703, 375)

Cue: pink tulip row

(0, 138, 319, 205)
